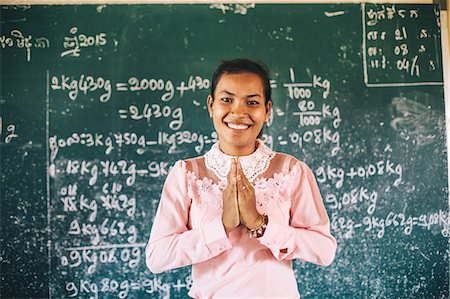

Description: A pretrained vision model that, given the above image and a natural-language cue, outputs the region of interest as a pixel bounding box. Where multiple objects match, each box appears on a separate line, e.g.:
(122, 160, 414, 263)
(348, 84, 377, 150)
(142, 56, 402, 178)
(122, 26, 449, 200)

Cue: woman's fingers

(236, 159, 252, 192)
(228, 158, 236, 180)
(222, 158, 240, 235)
(235, 160, 261, 229)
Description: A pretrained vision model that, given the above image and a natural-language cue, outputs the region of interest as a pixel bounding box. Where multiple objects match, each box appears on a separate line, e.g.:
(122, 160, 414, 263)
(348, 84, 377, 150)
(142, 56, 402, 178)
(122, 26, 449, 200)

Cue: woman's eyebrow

(246, 93, 261, 98)
(219, 90, 261, 98)
(219, 90, 236, 96)
(218, 90, 262, 99)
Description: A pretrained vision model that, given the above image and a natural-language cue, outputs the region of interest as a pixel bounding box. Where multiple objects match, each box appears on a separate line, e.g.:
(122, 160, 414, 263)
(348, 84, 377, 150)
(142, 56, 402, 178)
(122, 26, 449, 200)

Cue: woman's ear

(265, 101, 272, 120)
(207, 95, 214, 118)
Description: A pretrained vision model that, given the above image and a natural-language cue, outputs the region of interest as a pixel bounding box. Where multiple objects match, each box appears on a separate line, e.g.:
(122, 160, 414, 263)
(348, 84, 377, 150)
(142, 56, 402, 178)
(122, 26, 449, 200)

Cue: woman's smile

(225, 119, 253, 131)
(227, 122, 250, 130)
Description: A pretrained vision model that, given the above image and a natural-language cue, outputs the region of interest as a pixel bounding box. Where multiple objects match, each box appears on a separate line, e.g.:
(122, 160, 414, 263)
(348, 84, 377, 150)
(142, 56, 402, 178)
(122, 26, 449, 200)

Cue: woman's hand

(236, 160, 262, 229)
(222, 158, 241, 235)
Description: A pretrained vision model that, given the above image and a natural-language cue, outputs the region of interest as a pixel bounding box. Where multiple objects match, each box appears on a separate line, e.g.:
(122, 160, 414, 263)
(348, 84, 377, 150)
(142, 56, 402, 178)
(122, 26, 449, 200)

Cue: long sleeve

(258, 161, 337, 266)
(145, 160, 232, 274)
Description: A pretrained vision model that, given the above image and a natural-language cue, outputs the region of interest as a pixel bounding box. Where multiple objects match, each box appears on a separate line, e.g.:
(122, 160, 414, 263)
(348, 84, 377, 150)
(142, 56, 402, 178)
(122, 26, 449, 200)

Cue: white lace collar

(204, 139, 276, 182)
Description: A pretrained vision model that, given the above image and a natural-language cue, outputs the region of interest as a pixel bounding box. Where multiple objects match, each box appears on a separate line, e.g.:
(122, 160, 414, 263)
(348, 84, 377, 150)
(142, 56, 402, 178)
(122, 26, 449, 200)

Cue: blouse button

(267, 241, 274, 245)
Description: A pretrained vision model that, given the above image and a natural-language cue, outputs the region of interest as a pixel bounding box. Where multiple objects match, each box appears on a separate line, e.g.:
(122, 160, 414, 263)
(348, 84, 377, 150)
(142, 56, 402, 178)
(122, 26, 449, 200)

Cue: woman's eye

(247, 100, 259, 105)
(221, 97, 232, 103)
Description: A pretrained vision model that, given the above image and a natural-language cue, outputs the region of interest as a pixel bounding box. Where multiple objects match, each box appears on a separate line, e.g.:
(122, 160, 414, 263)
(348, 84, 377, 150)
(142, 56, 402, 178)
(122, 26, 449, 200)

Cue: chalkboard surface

(0, 3, 448, 298)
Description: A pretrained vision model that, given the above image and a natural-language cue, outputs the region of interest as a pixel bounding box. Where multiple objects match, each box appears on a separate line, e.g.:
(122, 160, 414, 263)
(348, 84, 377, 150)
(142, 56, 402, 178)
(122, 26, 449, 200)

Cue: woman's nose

(231, 100, 247, 115)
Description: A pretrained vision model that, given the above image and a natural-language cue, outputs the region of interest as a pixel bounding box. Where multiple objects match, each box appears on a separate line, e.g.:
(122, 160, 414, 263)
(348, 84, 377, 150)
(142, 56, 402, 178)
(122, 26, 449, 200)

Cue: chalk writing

(326, 188, 378, 215)
(363, 4, 442, 85)
(64, 275, 175, 299)
(61, 26, 107, 58)
(316, 159, 403, 189)
(51, 74, 211, 103)
(176, 75, 210, 97)
(59, 183, 136, 221)
(52, 159, 171, 186)
(366, 5, 419, 26)
(288, 127, 340, 156)
(116, 77, 174, 102)
(0, 117, 19, 144)
(66, 217, 138, 245)
(0, 29, 49, 62)
(51, 75, 112, 102)
(283, 69, 341, 156)
(118, 103, 183, 130)
(293, 102, 341, 128)
(48, 130, 218, 159)
(60, 247, 141, 274)
(331, 209, 449, 240)
(284, 71, 330, 100)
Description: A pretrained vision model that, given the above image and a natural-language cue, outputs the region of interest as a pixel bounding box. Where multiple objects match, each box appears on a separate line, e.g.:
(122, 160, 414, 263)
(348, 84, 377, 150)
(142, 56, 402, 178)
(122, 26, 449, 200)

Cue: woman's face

(207, 72, 272, 156)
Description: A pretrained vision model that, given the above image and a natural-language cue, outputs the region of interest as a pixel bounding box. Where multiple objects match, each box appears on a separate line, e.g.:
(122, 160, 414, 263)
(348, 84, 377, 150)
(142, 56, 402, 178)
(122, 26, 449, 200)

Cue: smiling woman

(207, 71, 272, 156)
(145, 59, 337, 299)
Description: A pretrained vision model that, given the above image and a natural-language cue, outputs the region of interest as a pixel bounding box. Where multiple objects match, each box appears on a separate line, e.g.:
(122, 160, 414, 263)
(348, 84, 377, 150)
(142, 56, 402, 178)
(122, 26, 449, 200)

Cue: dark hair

(210, 58, 272, 104)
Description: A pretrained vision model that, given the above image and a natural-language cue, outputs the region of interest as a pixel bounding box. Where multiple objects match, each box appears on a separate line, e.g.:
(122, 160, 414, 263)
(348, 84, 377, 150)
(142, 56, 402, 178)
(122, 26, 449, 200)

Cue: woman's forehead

(215, 72, 264, 95)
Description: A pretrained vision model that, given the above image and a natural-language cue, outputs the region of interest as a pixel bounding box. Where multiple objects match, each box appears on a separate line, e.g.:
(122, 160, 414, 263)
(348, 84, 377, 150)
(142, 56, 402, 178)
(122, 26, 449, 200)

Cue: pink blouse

(146, 142, 336, 298)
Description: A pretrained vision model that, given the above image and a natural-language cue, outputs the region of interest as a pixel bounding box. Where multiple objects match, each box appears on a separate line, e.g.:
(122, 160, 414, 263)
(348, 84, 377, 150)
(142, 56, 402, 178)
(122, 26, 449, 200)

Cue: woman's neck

(218, 141, 258, 157)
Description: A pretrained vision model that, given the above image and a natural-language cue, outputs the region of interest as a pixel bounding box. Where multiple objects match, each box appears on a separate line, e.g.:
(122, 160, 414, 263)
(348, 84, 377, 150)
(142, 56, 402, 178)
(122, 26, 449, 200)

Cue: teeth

(227, 123, 249, 130)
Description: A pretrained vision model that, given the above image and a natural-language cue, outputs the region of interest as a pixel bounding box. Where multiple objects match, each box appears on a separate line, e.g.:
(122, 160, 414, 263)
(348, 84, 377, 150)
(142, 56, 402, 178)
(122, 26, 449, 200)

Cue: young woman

(146, 59, 337, 298)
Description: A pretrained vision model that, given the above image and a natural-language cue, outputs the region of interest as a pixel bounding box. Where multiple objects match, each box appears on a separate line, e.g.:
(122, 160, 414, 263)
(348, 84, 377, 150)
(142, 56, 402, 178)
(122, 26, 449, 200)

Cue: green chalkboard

(0, 3, 448, 298)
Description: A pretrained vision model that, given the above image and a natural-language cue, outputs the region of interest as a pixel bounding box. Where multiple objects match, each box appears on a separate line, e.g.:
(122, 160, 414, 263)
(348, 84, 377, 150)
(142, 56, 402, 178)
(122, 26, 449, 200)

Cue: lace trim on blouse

(186, 162, 301, 210)
(204, 139, 276, 183)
